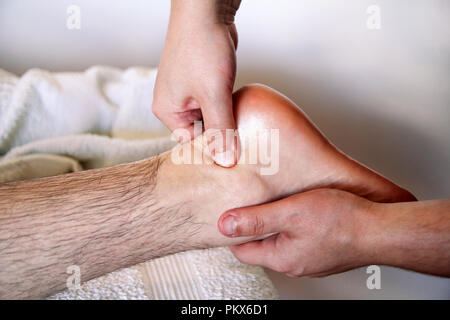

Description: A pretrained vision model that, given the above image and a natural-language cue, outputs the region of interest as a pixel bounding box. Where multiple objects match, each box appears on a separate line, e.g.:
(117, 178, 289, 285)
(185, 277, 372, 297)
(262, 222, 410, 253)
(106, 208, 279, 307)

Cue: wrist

(170, 0, 240, 26)
(353, 200, 387, 266)
(215, 0, 241, 25)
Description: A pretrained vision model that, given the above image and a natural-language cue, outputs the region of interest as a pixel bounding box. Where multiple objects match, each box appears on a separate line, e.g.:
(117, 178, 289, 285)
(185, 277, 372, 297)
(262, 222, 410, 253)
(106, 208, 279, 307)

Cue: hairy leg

(0, 156, 210, 299)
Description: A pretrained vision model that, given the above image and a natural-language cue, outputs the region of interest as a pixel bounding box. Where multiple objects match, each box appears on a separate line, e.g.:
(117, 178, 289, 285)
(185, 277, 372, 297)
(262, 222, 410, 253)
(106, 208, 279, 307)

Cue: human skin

(218, 189, 450, 277)
(153, 0, 242, 167)
(0, 84, 414, 299)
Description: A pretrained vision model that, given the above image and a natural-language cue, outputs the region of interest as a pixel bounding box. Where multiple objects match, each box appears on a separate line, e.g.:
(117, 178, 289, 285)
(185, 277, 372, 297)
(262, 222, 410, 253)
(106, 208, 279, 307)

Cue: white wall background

(0, 0, 449, 299)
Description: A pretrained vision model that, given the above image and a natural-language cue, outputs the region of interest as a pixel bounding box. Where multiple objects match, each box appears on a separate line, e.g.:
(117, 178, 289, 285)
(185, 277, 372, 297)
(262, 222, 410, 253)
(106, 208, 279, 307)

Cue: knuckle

(286, 272, 303, 278)
(269, 261, 290, 274)
(249, 215, 265, 235)
(287, 267, 305, 278)
(285, 210, 300, 226)
(151, 102, 161, 118)
(275, 264, 290, 274)
(268, 258, 300, 275)
(233, 251, 251, 265)
(286, 273, 298, 278)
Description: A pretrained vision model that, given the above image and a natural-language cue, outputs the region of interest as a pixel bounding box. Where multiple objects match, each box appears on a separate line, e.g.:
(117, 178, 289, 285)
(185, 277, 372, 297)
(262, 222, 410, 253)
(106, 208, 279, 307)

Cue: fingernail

(220, 215, 237, 237)
(214, 149, 235, 168)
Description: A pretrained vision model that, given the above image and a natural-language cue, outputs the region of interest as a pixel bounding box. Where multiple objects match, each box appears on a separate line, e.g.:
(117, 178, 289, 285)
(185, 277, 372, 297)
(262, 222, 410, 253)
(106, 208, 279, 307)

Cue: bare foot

(156, 84, 416, 247)
(233, 84, 416, 203)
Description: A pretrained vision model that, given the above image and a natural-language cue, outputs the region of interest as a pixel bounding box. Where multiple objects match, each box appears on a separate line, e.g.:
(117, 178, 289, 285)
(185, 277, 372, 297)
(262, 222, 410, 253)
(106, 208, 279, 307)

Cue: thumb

(218, 197, 295, 238)
(201, 92, 239, 168)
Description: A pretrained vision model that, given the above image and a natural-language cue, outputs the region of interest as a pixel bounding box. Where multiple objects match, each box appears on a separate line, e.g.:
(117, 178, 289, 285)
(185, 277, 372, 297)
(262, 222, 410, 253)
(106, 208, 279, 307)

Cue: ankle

(155, 145, 271, 248)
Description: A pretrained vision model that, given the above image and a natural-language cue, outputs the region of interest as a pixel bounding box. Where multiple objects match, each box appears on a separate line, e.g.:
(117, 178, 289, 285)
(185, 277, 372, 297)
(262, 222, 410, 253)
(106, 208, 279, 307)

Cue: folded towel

(0, 66, 278, 300)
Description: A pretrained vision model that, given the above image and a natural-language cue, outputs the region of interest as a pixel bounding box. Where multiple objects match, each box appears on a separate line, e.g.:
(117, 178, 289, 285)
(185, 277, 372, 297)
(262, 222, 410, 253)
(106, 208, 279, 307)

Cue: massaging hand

(219, 189, 373, 277)
(153, 0, 241, 167)
(218, 188, 450, 277)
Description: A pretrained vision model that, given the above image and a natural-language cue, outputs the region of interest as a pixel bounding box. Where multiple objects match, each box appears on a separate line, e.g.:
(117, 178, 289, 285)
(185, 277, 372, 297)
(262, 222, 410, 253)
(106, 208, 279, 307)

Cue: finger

(201, 92, 239, 168)
(229, 235, 278, 268)
(157, 110, 204, 145)
(218, 195, 300, 237)
(165, 108, 204, 133)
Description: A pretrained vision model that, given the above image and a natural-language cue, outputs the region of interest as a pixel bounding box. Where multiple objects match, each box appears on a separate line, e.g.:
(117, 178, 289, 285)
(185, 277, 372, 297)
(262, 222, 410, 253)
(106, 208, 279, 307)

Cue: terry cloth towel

(0, 66, 278, 300)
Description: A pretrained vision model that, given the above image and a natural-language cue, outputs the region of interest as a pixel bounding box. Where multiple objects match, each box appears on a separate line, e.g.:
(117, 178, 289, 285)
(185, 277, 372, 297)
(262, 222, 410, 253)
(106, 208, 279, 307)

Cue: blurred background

(0, 0, 449, 299)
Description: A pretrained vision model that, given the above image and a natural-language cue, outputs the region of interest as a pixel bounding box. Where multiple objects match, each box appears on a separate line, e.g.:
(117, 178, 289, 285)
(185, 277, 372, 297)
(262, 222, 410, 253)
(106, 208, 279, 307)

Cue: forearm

(362, 199, 450, 276)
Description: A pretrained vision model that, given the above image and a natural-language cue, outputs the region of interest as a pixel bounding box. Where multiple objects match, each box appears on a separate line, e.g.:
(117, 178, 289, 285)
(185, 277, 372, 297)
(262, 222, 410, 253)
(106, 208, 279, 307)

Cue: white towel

(0, 66, 278, 300)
